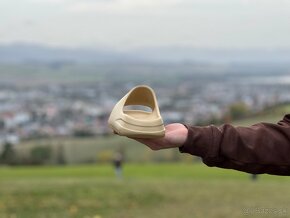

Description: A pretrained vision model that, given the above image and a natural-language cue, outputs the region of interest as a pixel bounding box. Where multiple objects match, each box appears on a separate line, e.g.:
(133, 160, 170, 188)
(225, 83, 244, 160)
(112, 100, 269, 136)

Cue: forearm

(179, 115, 290, 175)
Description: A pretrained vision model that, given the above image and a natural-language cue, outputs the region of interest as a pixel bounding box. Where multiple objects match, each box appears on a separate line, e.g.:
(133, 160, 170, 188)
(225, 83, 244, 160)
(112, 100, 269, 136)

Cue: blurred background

(0, 0, 290, 217)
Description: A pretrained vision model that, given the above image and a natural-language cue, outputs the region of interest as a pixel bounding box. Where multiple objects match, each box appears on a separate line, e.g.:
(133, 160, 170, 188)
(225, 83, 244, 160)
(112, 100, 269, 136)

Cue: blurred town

(0, 64, 289, 146)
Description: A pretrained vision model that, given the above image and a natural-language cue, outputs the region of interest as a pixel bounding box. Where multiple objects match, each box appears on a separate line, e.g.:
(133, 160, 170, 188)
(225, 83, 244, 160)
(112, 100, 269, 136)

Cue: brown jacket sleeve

(179, 114, 290, 175)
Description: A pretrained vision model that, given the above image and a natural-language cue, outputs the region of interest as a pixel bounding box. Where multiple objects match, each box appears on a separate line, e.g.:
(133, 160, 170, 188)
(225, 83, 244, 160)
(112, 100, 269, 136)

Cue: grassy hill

(16, 103, 290, 164)
(0, 163, 290, 218)
(233, 103, 290, 126)
(1, 104, 290, 218)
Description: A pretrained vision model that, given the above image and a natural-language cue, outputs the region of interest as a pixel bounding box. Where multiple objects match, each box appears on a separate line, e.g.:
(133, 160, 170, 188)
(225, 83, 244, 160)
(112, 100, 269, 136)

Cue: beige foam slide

(108, 85, 165, 138)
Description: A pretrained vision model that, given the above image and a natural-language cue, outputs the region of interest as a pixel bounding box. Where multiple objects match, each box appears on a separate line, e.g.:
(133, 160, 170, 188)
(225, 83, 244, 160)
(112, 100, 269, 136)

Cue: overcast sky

(1, 0, 290, 50)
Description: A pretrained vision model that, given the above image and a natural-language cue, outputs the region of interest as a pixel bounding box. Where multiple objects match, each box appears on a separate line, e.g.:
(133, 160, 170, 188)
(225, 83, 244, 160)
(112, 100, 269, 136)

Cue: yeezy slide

(108, 85, 165, 138)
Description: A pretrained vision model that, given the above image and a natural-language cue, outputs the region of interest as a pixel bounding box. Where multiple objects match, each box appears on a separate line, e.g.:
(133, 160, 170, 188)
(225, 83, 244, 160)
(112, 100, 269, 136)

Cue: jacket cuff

(179, 125, 215, 158)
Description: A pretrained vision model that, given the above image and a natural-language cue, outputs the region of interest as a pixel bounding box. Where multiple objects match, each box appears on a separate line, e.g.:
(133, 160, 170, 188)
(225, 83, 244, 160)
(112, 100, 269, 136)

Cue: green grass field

(2, 103, 289, 218)
(1, 163, 290, 218)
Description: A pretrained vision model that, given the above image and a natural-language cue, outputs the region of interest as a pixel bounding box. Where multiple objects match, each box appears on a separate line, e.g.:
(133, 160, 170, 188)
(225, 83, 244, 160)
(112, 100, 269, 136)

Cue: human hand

(130, 123, 188, 150)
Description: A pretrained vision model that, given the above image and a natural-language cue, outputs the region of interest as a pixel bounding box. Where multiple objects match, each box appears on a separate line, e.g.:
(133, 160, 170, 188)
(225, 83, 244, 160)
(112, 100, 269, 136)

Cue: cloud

(29, 0, 290, 15)
(67, 0, 185, 14)
(64, 0, 276, 14)
(29, 0, 67, 4)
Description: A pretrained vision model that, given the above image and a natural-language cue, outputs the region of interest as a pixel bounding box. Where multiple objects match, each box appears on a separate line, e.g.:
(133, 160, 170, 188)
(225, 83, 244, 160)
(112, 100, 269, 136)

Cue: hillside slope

(16, 103, 290, 164)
